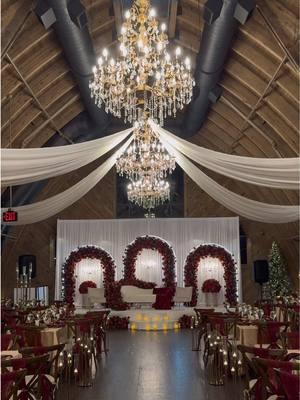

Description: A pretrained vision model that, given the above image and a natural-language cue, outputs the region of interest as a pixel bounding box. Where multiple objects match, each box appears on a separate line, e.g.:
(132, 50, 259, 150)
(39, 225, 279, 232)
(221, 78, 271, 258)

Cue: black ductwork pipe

(35, 0, 110, 131)
(183, 0, 255, 137)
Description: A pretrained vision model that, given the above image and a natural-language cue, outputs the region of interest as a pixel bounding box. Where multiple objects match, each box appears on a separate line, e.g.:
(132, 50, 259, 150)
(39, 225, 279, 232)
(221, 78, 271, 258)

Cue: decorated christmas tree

(265, 241, 292, 298)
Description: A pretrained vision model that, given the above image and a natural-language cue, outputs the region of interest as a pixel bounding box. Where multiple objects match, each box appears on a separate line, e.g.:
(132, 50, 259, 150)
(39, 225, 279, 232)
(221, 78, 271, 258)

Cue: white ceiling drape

(2, 135, 133, 225)
(1, 120, 299, 225)
(157, 140, 299, 224)
(149, 120, 299, 190)
(1, 128, 133, 186)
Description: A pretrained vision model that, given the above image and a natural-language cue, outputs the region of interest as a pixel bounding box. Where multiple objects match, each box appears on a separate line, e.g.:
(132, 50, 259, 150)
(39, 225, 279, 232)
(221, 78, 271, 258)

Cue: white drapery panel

(55, 217, 241, 300)
(150, 121, 299, 190)
(135, 249, 163, 286)
(158, 139, 299, 223)
(197, 257, 225, 305)
(74, 258, 104, 307)
(1, 128, 133, 186)
(1, 136, 133, 225)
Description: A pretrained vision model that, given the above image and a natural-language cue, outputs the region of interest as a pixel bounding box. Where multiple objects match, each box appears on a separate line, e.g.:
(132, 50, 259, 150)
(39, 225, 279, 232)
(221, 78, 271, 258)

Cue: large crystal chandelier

(90, 0, 195, 126)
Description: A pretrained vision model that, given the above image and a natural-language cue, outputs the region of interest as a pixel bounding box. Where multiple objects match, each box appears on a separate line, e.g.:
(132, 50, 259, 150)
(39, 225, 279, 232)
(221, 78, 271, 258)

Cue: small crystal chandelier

(128, 177, 170, 211)
(90, 0, 195, 126)
(116, 118, 175, 211)
(116, 118, 175, 182)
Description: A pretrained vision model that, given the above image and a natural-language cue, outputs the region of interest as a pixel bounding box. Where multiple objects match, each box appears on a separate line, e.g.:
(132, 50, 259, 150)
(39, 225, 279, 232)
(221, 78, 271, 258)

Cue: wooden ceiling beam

(1, 68, 71, 130)
(256, 2, 299, 71)
(11, 98, 83, 149)
(22, 94, 81, 148)
(168, 0, 178, 39)
(221, 74, 299, 147)
(220, 96, 283, 157)
(221, 92, 298, 156)
(4, 54, 73, 146)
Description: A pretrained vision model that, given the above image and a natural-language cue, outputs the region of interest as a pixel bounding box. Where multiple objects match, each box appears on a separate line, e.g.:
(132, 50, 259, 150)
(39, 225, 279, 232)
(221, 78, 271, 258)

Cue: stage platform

(75, 305, 228, 330)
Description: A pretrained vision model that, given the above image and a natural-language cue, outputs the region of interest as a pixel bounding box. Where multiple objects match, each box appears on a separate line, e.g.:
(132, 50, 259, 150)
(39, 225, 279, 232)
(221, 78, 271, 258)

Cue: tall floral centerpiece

(202, 279, 221, 306)
(79, 281, 97, 308)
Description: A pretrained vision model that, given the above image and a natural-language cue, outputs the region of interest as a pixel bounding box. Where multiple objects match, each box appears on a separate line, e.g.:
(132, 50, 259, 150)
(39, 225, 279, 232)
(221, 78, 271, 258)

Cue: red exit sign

(2, 210, 18, 222)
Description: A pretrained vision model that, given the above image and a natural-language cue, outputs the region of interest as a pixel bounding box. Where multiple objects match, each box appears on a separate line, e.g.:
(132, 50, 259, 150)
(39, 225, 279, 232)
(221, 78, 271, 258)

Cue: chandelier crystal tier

(127, 177, 170, 211)
(116, 118, 175, 211)
(115, 118, 175, 182)
(90, 0, 195, 126)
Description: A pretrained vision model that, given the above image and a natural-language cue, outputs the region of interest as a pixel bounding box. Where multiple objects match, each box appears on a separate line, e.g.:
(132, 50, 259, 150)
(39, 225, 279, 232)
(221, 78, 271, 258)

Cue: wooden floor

(58, 330, 245, 400)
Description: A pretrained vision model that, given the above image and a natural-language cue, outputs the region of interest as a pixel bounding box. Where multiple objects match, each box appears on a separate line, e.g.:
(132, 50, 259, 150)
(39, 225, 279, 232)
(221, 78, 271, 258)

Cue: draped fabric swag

(158, 141, 299, 224)
(1, 128, 133, 186)
(149, 121, 299, 190)
(2, 120, 299, 225)
(2, 136, 133, 225)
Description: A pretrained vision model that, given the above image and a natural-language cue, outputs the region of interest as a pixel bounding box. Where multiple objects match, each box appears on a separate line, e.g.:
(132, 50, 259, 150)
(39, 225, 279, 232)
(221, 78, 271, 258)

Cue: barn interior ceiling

(1, 0, 299, 236)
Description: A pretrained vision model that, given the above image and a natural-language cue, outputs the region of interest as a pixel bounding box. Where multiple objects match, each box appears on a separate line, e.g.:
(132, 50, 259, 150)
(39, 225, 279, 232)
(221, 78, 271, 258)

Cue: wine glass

(270, 310, 277, 320)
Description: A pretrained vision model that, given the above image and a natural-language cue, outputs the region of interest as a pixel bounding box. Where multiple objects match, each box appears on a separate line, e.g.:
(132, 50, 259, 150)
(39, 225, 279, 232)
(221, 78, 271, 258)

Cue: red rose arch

(184, 244, 237, 306)
(123, 235, 176, 288)
(63, 245, 116, 308)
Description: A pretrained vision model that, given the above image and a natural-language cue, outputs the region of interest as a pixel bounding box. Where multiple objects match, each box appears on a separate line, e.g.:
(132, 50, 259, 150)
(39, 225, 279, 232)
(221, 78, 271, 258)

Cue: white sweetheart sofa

(121, 285, 156, 305)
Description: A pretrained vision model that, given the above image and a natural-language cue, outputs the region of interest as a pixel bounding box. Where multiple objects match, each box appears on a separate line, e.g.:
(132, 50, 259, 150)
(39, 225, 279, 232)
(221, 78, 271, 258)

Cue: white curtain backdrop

(135, 249, 163, 286)
(55, 217, 241, 300)
(74, 258, 104, 307)
(158, 138, 299, 223)
(1, 128, 133, 186)
(197, 257, 225, 305)
(2, 136, 133, 225)
(150, 120, 299, 190)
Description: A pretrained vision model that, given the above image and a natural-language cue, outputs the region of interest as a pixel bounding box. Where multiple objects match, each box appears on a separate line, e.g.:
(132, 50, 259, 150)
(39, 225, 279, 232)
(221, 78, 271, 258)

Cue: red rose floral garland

(184, 244, 237, 306)
(63, 246, 116, 308)
(123, 235, 176, 288)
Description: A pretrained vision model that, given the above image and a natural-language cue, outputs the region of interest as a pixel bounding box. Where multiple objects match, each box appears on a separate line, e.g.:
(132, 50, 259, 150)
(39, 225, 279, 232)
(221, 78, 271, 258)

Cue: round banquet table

(1, 350, 21, 359)
(40, 326, 68, 347)
(237, 324, 258, 346)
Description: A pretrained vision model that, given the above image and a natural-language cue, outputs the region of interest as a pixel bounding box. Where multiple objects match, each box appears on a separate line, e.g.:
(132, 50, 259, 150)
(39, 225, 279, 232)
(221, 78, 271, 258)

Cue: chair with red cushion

(256, 321, 288, 349)
(1, 333, 16, 350)
(2, 354, 50, 400)
(153, 288, 174, 310)
(280, 331, 300, 350)
(1, 369, 27, 400)
(261, 304, 273, 318)
(2, 311, 21, 331)
(11, 325, 43, 348)
(86, 311, 110, 354)
(192, 308, 215, 352)
(208, 313, 237, 339)
(20, 343, 65, 387)
(253, 358, 299, 399)
(276, 369, 300, 400)
(237, 345, 286, 400)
